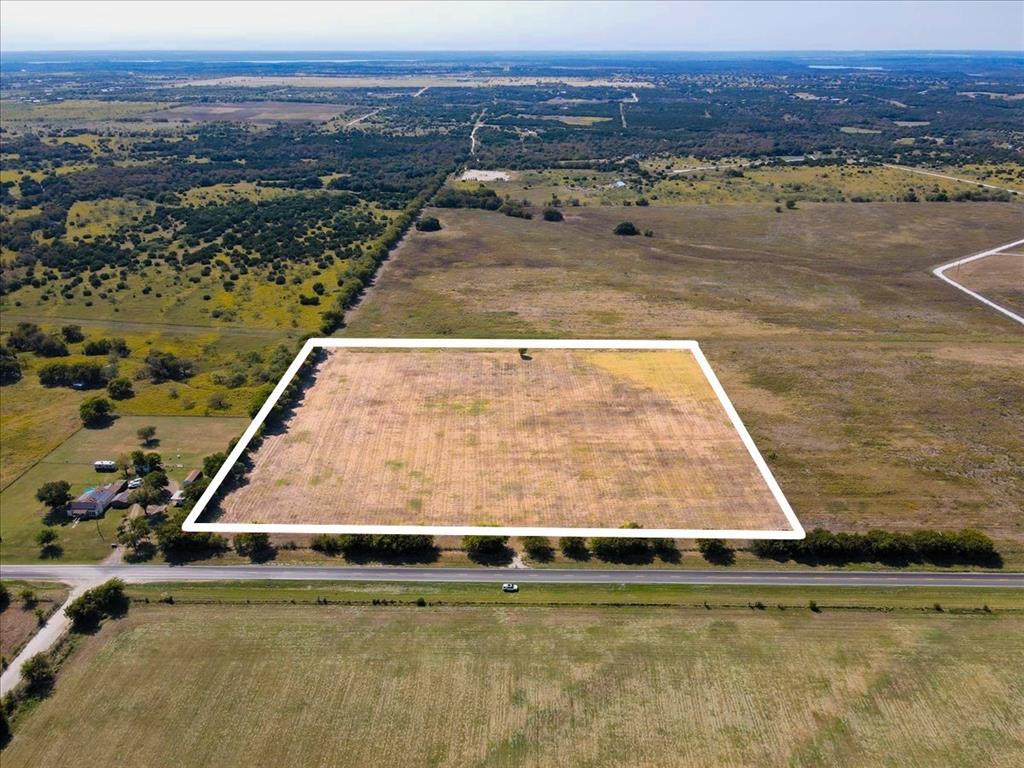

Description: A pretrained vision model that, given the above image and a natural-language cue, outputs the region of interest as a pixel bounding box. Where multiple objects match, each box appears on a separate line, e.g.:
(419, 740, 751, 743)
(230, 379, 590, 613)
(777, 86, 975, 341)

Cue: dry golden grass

(212, 348, 788, 531)
(345, 204, 1024, 539)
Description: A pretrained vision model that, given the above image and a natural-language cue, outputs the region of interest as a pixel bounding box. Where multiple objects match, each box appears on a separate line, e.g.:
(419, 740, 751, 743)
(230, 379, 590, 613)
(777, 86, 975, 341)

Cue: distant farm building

(183, 469, 203, 486)
(67, 480, 127, 519)
(93, 460, 117, 472)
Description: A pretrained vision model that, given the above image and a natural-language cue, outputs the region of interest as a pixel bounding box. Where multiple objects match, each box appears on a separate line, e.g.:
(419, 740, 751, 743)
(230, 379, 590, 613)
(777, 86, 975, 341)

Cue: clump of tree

(415, 216, 442, 232)
(128, 470, 169, 508)
(154, 509, 227, 562)
(60, 324, 85, 343)
(520, 536, 554, 562)
(7, 322, 68, 357)
(320, 534, 437, 562)
(107, 377, 134, 400)
(542, 208, 564, 222)
(433, 186, 501, 210)
(79, 396, 113, 427)
(751, 528, 1000, 566)
(462, 535, 513, 564)
(38, 361, 108, 388)
(64, 578, 129, 631)
(1, 345, 22, 385)
(144, 350, 194, 382)
(590, 536, 653, 564)
(82, 337, 129, 357)
(613, 221, 639, 236)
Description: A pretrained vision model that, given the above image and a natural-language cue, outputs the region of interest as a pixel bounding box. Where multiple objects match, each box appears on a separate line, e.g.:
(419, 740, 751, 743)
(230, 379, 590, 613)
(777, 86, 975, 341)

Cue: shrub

(542, 208, 564, 222)
(61, 324, 85, 343)
(311, 534, 342, 555)
(613, 221, 639, 236)
(415, 216, 442, 231)
(520, 536, 554, 562)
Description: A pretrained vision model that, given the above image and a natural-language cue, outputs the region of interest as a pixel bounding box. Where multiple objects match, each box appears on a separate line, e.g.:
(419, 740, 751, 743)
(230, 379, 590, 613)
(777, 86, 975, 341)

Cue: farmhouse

(67, 479, 127, 519)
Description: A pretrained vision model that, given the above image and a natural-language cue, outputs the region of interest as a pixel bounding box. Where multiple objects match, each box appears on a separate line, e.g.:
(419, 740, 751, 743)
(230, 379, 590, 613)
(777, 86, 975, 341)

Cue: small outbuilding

(183, 469, 202, 486)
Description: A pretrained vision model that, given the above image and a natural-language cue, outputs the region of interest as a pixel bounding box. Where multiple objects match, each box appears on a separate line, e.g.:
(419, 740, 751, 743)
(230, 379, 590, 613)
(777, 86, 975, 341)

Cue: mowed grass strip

(4, 601, 1022, 767)
(212, 348, 789, 531)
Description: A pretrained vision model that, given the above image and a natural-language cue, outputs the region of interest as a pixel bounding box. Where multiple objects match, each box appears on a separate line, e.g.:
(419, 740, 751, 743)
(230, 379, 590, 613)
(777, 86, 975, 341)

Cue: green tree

(234, 532, 273, 561)
(520, 536, 554, 562)
(559, 537, 589, 560)
(34, 528, 60, 557)
(60, 324, 85, 343)
(20, 653, 54, 694)
(107, 377, 135, 400)
(79, 396, 113, 427)
(613, 221, 639, 236)
(35, 480, 71, 512)
(136, 425, 157, 445)
(698, 538, 735, 565)
(415, 216, 442, 231)
(117, 516, 151, 551)
(462, 535, 512, 564)
(542, 208, 564, 222)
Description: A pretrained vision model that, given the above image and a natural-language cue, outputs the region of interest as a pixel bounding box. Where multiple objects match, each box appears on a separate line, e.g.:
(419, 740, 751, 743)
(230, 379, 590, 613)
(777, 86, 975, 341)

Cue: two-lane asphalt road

(2, 563, 1022, 588)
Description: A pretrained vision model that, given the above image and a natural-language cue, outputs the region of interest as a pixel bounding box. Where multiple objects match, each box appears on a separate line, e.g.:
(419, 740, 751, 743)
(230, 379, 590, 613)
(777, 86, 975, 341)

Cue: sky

(1, 0, 1021, 52)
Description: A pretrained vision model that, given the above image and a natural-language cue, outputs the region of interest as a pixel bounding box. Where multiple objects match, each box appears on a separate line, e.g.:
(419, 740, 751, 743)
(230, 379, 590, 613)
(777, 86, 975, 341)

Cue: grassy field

(953, 250, 1024, 315)
(0, 415, 246, 563)
(4, 591, 1022, 767)
(211, 348, 789, 532)
(347, 203, 1024, 540)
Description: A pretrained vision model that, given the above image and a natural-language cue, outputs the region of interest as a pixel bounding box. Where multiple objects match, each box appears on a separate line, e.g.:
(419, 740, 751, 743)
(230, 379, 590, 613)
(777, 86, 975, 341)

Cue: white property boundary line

(932, 238, 1024, 327)
(183, 339, 805, 540)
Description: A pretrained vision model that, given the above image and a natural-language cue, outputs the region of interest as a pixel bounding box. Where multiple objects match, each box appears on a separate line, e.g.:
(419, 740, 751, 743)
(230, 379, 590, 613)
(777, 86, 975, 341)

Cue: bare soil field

(210, 348, 790, 532)
(4, 601, 1022, 768)
(141, 101, 350, 123)
(346, 204, 1024, 539)
(952, 250, 1024, 315)
(178, 75, 653, 89)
